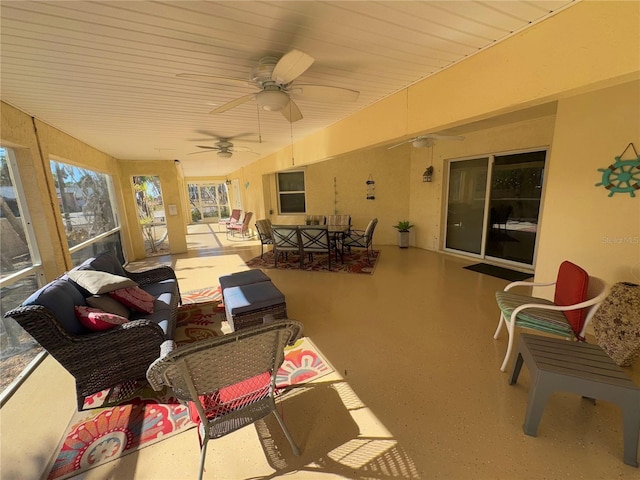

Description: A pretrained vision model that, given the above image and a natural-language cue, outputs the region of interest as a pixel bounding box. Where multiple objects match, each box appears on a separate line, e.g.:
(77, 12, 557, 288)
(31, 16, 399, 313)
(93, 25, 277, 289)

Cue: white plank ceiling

(1, 1, 576, 176)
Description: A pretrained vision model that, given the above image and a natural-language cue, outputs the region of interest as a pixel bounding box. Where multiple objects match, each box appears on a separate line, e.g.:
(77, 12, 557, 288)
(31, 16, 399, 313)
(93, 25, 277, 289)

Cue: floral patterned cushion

(109, 286, 155, 314)
(74, 305, 129, 331)
(592, 282, 640, 366)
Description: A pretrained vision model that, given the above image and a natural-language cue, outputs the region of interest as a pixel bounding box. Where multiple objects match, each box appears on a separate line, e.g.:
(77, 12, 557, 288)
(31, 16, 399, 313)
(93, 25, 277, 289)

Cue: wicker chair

(146, 319, 304, 480)
(3, 253, 181, 410)
(255, 219, 274, 258)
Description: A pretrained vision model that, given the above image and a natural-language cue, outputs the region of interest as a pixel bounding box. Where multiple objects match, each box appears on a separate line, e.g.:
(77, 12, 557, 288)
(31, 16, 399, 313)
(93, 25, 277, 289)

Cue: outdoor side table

(509, 333, 640, 467)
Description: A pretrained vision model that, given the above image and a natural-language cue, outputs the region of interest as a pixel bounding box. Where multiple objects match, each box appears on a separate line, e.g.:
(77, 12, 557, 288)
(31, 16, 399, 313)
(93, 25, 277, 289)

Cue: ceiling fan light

(412, 138, 432, 148)
(256, 90, 289, 112)
(217, 150, 233, 159)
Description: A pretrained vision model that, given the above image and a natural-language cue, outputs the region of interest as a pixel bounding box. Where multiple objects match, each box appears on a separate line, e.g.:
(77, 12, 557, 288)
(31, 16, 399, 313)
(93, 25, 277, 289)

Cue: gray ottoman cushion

(224, 282, 285, 315)
(219, 269, 271, 290)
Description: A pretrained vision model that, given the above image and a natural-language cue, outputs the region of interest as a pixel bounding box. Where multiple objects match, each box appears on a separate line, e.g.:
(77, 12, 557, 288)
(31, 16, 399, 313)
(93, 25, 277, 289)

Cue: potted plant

(393, 221, 414, 248)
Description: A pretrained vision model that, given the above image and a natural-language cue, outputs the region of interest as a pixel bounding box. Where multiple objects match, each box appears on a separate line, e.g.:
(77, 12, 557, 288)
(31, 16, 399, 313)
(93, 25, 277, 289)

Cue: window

(277, 171, 306, 214)
(1, 147, 45, 403)
(188, 182, 230, 223)
(49, 160, 123, 265)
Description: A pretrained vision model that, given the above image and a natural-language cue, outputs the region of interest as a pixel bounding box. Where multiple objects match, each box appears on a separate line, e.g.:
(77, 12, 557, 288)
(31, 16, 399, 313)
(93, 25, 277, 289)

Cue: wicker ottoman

(219, 269, 271, 291)
(223, 281, 287, 331)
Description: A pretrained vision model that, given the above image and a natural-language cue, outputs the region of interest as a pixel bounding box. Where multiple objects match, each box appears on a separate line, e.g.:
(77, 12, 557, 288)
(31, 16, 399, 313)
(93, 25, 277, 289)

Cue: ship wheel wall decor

(595, 143, 640, 197)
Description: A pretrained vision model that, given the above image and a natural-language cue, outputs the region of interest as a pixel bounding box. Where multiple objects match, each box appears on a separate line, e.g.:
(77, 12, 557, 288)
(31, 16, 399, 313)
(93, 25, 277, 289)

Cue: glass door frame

(443, 147, 548, 269)
(188, 182, 230, 224)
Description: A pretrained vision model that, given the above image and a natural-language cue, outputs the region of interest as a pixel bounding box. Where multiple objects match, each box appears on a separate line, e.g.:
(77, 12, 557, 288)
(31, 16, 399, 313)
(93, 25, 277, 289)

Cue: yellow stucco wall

(407, 0, 640, 134)
(118, 160, 188, 259)
(535, 80, 640, 287)
(239, 0, 639, 173)
(409, 114, 558, 251)
(0, 103, 130, 276)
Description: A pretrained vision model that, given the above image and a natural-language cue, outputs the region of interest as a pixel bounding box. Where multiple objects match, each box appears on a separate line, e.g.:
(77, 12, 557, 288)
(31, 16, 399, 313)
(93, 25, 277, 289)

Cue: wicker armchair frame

(146, 319, 304, 480)
(4, 257, 181, 410)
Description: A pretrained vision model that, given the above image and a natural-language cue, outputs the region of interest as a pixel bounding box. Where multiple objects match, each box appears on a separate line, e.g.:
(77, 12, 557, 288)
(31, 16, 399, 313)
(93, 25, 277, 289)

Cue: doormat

(463, 263, 533, 282)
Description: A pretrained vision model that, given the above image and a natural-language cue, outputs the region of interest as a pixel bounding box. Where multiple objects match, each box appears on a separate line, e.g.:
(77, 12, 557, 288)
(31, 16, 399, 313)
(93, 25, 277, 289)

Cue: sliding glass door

(445, 150, 546, 267)
(445, 158, 489, 255)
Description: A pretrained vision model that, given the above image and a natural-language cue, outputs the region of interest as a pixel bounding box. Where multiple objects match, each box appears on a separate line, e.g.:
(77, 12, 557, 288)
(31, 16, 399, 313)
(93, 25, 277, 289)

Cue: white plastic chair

(493, 261, 609, 371)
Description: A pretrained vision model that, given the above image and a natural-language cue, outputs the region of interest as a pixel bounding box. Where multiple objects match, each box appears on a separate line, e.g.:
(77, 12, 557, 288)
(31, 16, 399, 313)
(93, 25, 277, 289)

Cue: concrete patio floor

(1, 225, 639, 479)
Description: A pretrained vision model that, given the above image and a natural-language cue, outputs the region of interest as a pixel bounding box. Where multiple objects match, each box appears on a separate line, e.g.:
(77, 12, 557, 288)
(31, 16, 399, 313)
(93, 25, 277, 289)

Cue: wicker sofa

(4, 252, 181, 410)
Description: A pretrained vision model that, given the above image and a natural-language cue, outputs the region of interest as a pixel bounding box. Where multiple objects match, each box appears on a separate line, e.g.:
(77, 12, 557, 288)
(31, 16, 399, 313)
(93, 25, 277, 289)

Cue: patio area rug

(46, 289, 332, 480)
(246, 249, 380, 274)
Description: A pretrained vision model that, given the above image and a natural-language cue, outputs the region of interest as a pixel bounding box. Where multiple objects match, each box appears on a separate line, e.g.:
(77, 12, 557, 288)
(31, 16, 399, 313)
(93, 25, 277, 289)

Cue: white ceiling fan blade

(210, 93, 255, 114)
(424, 134, 465, 141)
(176, 73, 250, 87)
(188, 150, 218, 155)
(232, 149, 261, 156)
(272, 49, 314, 85)
(280, 99, 303, 123)
(387, 139, 412, 149)
(290, 84, 359, 102)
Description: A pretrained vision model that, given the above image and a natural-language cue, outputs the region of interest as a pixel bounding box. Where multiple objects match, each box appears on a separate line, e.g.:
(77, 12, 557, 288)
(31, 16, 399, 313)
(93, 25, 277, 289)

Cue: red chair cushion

(188, 372, 271, 424)
(554, 261, 590, 334)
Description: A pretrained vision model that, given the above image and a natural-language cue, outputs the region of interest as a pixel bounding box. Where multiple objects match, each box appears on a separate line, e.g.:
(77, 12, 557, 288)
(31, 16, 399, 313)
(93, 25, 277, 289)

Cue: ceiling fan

(388, 134, 465, 149)
(187, 139, 259, 159)
(178, 49, 360, 123)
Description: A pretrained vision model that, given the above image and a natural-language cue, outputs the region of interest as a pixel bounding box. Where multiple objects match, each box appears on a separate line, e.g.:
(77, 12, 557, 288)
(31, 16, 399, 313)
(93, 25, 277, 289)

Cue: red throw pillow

(554, 261, 590, 335)
(74, 305, 129, 331)
(109, 286, 155, 314)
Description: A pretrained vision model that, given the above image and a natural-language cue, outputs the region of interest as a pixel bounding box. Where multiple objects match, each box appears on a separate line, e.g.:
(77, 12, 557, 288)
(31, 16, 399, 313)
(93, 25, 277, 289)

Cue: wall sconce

(423, 166, 434, 183)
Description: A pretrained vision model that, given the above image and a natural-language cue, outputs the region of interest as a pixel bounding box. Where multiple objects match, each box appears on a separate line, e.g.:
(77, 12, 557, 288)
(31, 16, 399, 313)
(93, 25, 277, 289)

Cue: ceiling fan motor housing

(413, 138, 434, 148)
(251, 57, 278, 86)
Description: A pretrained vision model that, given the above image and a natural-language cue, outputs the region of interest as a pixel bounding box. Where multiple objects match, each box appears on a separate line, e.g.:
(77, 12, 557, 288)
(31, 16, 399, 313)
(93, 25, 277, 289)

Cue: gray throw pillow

(86, 295, 131, 319)
(68, 269, 137, 295)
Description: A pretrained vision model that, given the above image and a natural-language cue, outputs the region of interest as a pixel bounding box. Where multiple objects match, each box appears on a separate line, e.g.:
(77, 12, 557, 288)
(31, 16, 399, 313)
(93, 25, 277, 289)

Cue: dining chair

(340, 218, 378, 264)
(298, 226, 332, 270)
(255, 219, 273, 258)
(493, 260, 609, 371)
(304, 215, 326, 225)
(326, 215, 351, 228)
(271, 225, 302, 267)
(326, 215, 351, 262)
(219, 209, 241, 232)
(227, 212, 253, 239)
(146, 319, 304, 480)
